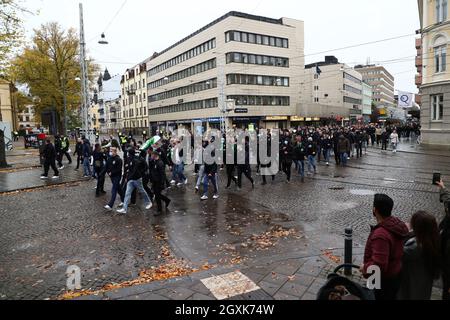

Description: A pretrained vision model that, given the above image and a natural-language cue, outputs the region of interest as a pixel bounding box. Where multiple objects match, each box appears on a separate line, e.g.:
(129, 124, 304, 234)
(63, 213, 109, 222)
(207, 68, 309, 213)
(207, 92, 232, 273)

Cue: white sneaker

(145, 203, 153, 210)
(40, 176, 48, 179)
(170, 180, 176, 185)
(118, 203, 124, 208)
(177, 182, 183, 187)
(213, 194, 219, 199)
(104, 205, 112, 211)
(184, 178, 188, 185)
(52, 176, 60, 179)
(116, 208, 127, 214)
(201, 195, 208, 200)
(58, 166, 64, 170)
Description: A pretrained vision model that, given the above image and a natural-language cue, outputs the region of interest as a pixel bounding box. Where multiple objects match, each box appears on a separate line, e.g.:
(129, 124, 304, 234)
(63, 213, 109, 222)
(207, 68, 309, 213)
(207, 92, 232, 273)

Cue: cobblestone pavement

(0, 142, 448, 300)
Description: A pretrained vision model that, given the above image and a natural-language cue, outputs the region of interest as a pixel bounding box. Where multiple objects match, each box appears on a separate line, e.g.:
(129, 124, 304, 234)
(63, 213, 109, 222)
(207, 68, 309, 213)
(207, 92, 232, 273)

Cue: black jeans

(96, 169, 106, 195)
(226, 164, 237, 187)
(153, 184, 170, 212)
(63, 151, 72, 163)
(237, 165, 253, 188)
(282, 160, 292, 181)
(356, 144, 363, 158)
(43, 160, 59, 177)
(334, 149, 340, 165)
(76, 155, 82, 169)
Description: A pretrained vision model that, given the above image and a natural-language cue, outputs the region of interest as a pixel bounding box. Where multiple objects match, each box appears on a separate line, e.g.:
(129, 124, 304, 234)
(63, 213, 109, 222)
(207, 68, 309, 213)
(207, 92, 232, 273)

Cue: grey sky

(21, 0, 420, 94)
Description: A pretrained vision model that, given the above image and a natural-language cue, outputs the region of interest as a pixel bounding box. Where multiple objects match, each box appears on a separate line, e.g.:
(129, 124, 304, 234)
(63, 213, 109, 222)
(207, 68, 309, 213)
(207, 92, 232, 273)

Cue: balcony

(415, 56, 423, 67)
(415, 74, 422, 86)
(415, 38, 422, 49)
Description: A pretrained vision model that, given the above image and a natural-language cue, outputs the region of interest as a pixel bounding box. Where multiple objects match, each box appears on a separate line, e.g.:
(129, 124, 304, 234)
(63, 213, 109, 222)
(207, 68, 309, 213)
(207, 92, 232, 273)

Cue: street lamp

(98, 33, 109, 45)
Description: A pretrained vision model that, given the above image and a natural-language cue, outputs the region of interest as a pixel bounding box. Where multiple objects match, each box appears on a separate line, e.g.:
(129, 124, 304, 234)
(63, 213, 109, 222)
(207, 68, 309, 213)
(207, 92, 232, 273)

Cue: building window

(314, 86, 319, 91)
(434, 45, 447, 73)
(437, 0, 448, 23)
(314, 97, 319, 103)
(431, 94, 444, 120)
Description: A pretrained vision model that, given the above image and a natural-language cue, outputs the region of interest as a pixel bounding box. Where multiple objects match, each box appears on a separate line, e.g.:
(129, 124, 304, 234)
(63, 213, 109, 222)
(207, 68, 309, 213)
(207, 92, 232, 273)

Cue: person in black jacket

(293, 135, 306, 182)
(355, 131, 364, 159)
(55, 135, 64, 169)
(321, 133, 332, 166)
(92, 144, 107, 195)
(73, 138, 83, 171)
(104, 147, 123, 210)
(150, 151, 171, 216)
(280, 138, 293, 183)
(260, 130, 275, 185)
(237, 137, 255, 190)
(201, 145, 219, 200)
(116, 148, 152, 214)
(40, 139, 59, 179)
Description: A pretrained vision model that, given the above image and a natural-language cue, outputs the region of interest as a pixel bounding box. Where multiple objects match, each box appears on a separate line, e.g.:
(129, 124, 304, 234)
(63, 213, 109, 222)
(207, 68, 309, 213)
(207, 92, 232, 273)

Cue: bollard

(344, 228, 353, 276)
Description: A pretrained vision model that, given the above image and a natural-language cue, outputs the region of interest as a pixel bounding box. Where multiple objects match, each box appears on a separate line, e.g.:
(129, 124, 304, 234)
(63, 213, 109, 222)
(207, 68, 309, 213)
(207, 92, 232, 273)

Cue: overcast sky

(21, 0, 420, 93)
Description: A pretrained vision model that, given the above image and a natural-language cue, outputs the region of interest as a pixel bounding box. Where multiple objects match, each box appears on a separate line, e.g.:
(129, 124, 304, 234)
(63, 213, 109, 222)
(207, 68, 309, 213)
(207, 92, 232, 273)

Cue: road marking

(201, 271, 260, 300)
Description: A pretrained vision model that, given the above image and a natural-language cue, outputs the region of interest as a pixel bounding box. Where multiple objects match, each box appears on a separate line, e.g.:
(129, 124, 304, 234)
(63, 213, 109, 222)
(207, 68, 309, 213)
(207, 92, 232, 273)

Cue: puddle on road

(349, 189, 376, 196)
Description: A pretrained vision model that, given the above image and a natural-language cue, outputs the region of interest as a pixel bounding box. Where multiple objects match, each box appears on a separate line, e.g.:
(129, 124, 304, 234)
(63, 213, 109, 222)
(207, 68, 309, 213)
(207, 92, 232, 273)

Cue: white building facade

(146, 11, 305, 133)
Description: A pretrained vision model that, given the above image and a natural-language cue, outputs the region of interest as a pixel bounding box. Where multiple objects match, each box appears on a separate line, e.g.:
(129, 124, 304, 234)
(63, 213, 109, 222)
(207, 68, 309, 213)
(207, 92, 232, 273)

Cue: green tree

(10, 22, 98, 134)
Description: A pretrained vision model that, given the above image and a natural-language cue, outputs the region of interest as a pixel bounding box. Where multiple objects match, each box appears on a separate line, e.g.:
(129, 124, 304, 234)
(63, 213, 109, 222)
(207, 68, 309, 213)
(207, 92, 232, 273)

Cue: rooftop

(147, 11, 286, 61)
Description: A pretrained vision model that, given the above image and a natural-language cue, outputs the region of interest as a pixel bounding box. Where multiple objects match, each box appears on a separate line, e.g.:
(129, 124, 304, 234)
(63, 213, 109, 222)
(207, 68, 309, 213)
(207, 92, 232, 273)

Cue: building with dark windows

(145, 11, 304, 133)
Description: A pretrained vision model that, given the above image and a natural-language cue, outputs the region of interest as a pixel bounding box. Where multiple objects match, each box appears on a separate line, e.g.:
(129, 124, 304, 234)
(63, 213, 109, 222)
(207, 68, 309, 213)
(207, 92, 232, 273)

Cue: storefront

(231, 117, 262, 130)
(261, 116, 288, 130)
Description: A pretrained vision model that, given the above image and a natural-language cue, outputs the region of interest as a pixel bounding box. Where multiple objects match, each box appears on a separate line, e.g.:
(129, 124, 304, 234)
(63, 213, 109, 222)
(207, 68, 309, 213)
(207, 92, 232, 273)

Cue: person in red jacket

(361, 194, 409, 300)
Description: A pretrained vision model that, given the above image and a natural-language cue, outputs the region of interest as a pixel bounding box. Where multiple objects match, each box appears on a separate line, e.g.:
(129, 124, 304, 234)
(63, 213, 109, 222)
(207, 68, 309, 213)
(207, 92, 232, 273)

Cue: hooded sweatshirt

(363, 216, 409, 279)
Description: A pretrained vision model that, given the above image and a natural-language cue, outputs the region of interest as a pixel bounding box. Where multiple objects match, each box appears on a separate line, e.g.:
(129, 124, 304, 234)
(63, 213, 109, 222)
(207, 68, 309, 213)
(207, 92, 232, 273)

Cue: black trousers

(96, 169, 106, 195)
(226, 164, 237, 187)
(282, 160, 292, 181)
(153, 185, 170, 212)
(76, 155, 82, 169)
(382, 140, 388, 150)
(43, 160, 59, 177)
(143, 176, 154, 200)
(237, 165, 253, 188)
(334, 148, 340, 165)
(356, 144, 363, 158)
(56, 152, 63, 167)
(63, 151, 72, 163)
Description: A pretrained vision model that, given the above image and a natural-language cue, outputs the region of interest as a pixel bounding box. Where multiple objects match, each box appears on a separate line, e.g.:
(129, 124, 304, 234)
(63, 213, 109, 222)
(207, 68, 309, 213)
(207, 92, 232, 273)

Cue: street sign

(234, 108, 248, 114)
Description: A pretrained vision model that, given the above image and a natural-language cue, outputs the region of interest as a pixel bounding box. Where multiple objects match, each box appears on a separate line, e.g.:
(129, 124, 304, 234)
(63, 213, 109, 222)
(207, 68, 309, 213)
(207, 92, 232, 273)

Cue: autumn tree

(0, 0, 31, 167)
(10, 22, 98, 135)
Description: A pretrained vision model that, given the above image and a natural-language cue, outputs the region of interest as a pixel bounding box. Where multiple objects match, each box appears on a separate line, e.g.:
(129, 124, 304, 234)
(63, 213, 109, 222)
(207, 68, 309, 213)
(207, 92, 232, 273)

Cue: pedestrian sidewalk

(395, 139, 450, 157)
(75, 248, 366, 301)
(75, 248, 442, 301)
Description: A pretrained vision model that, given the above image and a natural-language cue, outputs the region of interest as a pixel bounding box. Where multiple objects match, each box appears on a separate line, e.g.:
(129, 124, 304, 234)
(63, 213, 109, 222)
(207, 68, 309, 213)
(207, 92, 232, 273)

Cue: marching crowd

(36, 122, 450, 300)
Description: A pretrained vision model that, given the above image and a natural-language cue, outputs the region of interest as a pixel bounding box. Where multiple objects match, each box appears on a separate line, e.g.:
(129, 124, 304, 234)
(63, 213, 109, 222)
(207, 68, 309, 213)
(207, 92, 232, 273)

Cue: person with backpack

(361, 194, 409, 300)
(397, 211, 442, 300)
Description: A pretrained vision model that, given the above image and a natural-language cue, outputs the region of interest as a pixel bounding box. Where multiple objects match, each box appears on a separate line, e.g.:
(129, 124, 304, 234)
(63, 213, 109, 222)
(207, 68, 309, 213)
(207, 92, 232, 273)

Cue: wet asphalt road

(0, 143, 448, 299)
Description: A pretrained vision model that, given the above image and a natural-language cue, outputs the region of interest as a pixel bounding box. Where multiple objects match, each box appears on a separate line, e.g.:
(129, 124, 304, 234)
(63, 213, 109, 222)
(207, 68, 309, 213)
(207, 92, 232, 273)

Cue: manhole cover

(329, 186, 345, 190)
(350, 189, 376, 196)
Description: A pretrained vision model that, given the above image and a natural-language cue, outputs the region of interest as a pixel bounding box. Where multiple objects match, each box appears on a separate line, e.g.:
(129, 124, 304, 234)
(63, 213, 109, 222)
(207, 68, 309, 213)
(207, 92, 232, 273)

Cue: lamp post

(78, 3, 108, 142)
